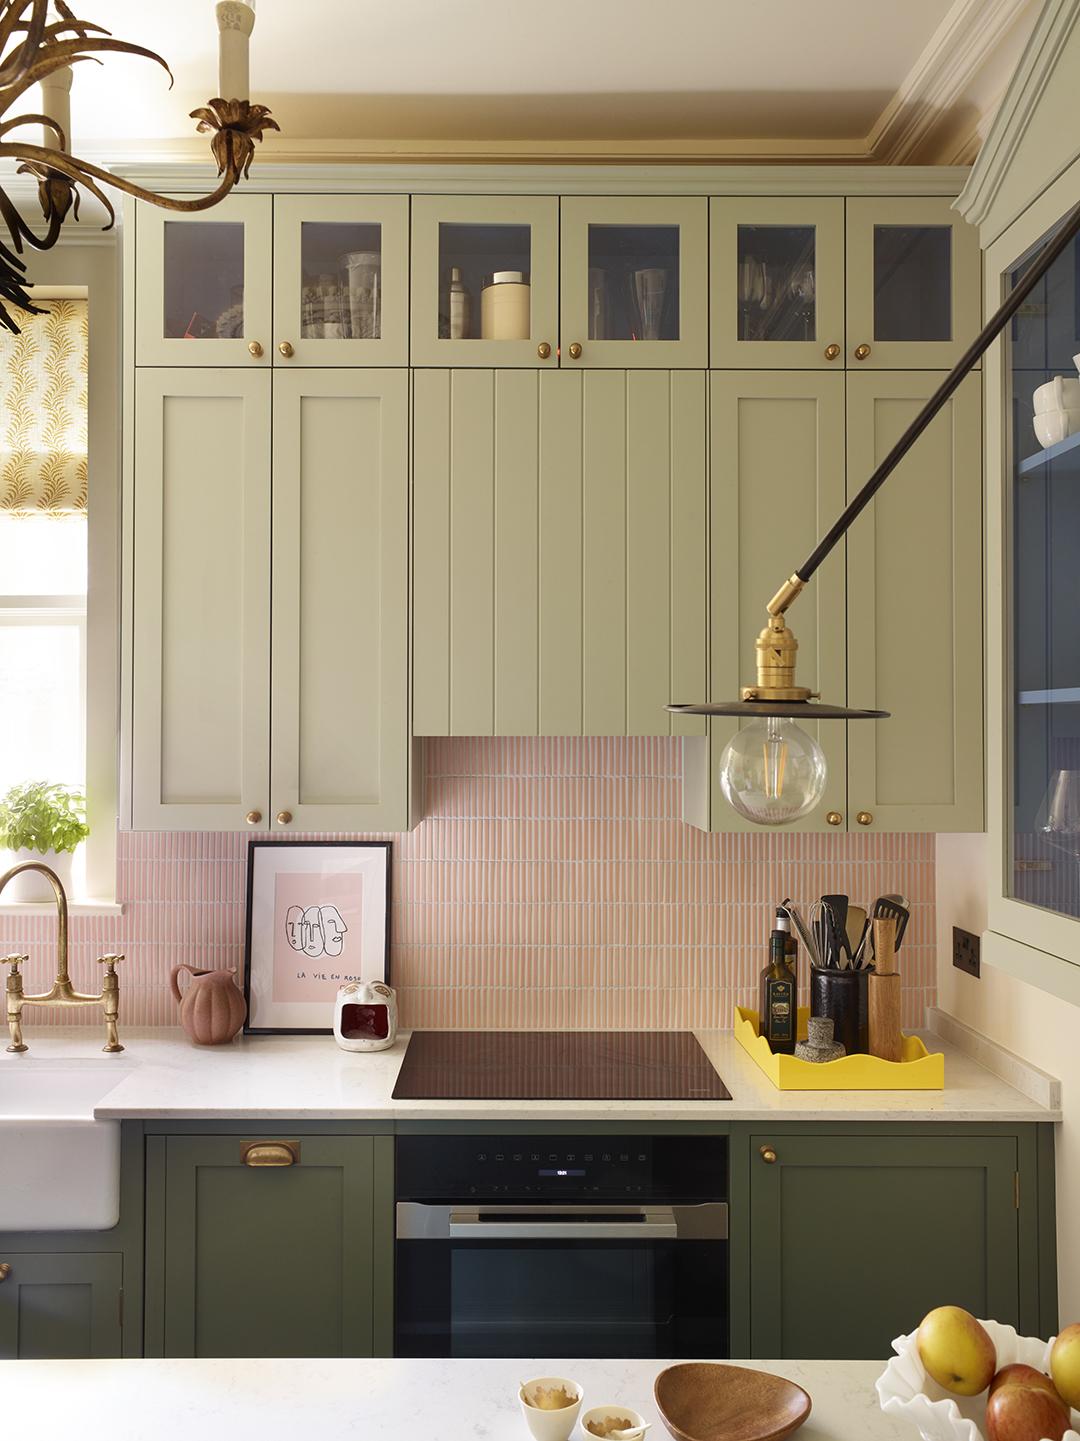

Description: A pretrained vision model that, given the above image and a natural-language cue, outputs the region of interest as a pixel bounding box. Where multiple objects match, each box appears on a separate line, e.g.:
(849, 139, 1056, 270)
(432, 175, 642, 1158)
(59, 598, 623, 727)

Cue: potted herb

(0, 780, 90, 902)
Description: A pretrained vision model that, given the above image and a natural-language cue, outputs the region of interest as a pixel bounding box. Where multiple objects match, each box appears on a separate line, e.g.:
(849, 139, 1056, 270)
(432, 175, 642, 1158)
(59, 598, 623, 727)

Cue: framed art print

(243, 840, 391, 1034)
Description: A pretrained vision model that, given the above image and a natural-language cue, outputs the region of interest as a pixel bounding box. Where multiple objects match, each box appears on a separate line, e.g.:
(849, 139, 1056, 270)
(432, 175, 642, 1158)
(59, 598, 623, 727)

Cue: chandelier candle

(217, 1, 255, 101)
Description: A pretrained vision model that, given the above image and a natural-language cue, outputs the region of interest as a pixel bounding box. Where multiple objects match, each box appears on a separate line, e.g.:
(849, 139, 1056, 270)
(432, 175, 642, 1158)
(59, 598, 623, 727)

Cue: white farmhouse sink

(0, 1058, 137, 1231)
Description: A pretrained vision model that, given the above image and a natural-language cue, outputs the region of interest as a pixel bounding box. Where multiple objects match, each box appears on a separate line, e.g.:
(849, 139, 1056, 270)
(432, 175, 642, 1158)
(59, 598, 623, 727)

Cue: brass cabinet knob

(826, 812, 842, 826)
(760, 1146, 777, 1164)
(278, 341, 294, 358)
(0, 1263, 11, 1283)
(568, 342, 582, 359)
(241, 1141, 299, 1167)
(248, 341, 263, 358)
(537, 342, 551, 359)
(856, 811, 873, 826)
(246, 811, 262, 826)
(854, 343, 871, 360)
(276, 811, 292, 826)
(823, 344, 841, 361)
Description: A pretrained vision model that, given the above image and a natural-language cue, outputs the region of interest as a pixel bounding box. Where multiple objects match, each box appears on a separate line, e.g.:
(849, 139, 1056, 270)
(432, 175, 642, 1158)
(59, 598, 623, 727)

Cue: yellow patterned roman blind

(0, 299, 88, 518)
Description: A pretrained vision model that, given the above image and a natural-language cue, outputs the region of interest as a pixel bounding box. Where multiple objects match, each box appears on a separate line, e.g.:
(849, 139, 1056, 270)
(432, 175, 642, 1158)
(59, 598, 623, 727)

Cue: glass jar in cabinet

(844, 196, 982, 370)
(271, 194, 409, 366)
(410, 195, 559, 367)
(560, 196, 708, 368)
(709, 197, 846, 369)
(134, 193, 273, 367)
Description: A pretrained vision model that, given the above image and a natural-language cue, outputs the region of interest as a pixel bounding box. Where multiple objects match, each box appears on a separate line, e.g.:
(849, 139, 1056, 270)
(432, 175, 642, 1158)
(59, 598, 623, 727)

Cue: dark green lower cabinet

(0, 1252, 123, 1359)
(746, 1132, 1022, 1359)
(145, 1134, 381, 1358)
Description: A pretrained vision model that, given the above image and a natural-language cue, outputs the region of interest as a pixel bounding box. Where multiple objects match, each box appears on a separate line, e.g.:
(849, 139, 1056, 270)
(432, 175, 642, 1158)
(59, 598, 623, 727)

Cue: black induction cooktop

(391, 1031, 732, 1101)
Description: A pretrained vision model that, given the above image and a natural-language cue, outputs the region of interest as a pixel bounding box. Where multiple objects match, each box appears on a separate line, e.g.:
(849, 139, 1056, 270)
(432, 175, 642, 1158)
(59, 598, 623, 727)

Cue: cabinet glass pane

(588, 225, 679, 341)
(1008, 231, 1080, 918)
(874, 226, 951, 342)
(736, 226, 816, 342)
(163, 222, 244, 340)
(438, 223, 531, 340)
(301, 221, 382, 340)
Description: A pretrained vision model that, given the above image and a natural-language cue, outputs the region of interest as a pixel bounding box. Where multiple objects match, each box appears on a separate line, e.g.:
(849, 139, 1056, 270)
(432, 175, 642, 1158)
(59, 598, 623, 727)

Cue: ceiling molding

(867, 0, 1035, 163)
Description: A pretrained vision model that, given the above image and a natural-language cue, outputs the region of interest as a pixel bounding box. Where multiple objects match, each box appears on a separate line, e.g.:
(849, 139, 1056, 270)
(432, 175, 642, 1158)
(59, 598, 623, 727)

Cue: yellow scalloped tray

(734, 1006, 944, 1090)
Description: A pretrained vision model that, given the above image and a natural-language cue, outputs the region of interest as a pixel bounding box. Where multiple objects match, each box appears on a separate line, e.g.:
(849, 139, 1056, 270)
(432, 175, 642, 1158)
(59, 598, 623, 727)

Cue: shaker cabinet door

(0, 1252, 123, 1359)
(412, 368, 707, 736)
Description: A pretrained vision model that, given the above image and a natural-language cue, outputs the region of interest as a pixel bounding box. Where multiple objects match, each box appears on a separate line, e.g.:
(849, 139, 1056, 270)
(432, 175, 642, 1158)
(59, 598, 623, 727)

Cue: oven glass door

(395, 1209, 727, 1358)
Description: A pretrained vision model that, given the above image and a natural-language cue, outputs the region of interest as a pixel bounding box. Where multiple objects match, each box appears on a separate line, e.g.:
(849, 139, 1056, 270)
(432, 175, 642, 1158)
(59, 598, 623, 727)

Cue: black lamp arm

(794, 194, 1080, 586)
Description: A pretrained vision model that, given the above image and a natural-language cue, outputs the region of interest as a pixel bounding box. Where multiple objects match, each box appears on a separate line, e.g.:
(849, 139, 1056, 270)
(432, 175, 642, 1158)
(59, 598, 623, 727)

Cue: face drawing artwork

(284, 903, 348, 960)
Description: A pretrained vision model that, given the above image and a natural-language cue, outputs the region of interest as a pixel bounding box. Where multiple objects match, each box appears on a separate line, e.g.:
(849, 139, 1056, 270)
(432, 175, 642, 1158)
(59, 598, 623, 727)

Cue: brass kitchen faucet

(0, 861, 123, 1053)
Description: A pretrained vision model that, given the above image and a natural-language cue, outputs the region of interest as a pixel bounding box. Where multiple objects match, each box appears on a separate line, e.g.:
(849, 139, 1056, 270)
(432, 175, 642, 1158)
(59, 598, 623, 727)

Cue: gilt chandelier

(0, 0, 278, 334)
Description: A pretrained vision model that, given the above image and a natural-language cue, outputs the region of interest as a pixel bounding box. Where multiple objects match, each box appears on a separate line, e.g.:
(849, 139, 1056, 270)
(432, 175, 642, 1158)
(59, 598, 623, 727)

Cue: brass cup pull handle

(279, 341, 294, 358)
(276, 811, 292, 826)
(537, 342, 551, 359)
(0, 1262, 11, 1282)
(856, 811, 873, 826)
(823, 344, 841, 361)
(760, 1146, 777, 1165)
(826, 812, 842, 827)
(248, 341, 263, 358)
(241, 1141, 299, 1167)
(568, 342, 582, 359)
(246, 811, 262, 826)
(854, 343, 871, 360)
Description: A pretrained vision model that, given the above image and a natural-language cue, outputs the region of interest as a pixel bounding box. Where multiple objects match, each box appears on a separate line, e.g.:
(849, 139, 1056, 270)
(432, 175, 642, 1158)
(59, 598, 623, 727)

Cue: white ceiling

(52, 0, 1025, 152)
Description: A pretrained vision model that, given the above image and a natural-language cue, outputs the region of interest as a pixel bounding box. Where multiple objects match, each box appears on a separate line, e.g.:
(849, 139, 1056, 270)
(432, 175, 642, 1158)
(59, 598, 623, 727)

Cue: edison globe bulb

(718, 716, 827, 825)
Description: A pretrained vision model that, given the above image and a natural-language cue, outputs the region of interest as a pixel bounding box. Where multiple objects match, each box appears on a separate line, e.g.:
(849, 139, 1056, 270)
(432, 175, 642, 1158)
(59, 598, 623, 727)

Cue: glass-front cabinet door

(560, 197, 707, 368)
(845, 197, 981, 370)
(135, 193, 273, 367)
(710, 198, 845, 369)
(272, 194, 409, 366)
(410, 196, 559, 367)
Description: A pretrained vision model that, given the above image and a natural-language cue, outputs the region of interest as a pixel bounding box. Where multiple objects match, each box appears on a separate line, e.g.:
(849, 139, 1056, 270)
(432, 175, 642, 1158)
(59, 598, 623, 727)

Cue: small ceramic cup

(1033, 407, 1080, 447)
(519, 1377, 583, 1441)
(1033, 374, 1080, 414)
(580, 1404, 649, 1440)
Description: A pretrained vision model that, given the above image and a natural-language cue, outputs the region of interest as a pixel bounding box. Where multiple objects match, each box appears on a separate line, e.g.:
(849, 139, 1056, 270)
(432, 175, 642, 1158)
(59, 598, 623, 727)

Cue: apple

(989, 1364, 1066, 1404)
(1050, 1321, 1080, 1411)
(985, 1377, 1070, 1441)
(916, 1306, 997, 1396)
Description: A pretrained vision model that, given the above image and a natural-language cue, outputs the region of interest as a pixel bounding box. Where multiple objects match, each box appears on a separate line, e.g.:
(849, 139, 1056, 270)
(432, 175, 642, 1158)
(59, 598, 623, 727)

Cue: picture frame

(243, 839, 391, 1035)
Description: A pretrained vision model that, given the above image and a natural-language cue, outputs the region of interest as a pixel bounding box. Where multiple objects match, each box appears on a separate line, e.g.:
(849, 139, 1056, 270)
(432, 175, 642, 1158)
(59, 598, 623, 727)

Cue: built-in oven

(394, 1133, 728, 1358)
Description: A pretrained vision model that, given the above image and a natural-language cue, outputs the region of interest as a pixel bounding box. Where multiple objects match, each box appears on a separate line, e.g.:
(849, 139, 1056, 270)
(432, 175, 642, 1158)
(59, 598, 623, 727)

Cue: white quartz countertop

(1, 1025, 1060, 1122)
(2, 1356, 912, 1441)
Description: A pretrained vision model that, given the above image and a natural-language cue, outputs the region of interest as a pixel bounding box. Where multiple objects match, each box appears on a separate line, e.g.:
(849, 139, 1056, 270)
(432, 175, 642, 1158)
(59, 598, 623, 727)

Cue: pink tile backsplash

(2, 737, 935, 1033)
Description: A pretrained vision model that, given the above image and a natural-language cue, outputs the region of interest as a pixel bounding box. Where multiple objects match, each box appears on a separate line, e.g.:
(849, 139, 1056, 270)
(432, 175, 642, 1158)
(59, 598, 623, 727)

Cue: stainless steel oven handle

(396, 1202, 727, 1241)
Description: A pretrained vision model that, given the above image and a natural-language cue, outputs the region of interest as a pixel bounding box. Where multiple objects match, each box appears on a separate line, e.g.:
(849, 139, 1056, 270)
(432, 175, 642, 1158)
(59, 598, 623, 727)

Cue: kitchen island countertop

(2, 1025, 1060, 1122)
(3, 1355, 913, 1441)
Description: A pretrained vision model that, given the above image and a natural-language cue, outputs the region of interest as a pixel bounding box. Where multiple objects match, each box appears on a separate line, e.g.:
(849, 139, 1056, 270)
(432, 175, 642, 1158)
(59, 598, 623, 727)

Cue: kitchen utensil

(810, 965, 862, 1054)
(169, 964, 247, 1045)
(872, 895, 910, 953)
(872, 917, 897, 976)
(519, 1377, 584, 1441)
(654, 1362, 811, 1441)
(868, 916, 901, 1061)
(821, 894, 849, 963)
(781, 898, 821, 968)
(581, 1406, 650, 1440)
(845, 905, 868, 966)
(333, 980, 398, 1052)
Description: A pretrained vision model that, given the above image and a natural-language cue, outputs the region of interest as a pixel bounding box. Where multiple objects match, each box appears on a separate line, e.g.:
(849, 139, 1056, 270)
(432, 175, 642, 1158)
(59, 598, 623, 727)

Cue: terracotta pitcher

(170, 964, 247, 1045)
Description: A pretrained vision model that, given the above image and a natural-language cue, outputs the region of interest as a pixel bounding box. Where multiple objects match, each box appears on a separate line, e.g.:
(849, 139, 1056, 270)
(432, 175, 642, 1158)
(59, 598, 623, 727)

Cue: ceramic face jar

(333, 980, 398, 1052)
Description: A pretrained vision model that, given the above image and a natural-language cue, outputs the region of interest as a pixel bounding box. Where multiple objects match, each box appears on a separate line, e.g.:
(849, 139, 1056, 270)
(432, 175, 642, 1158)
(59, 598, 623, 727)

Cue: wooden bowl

(654, 1363, 811, 1441)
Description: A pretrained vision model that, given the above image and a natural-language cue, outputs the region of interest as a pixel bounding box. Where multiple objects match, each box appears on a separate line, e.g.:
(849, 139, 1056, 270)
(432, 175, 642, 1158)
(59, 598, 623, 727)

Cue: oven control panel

(396, 1134, 726, 1201)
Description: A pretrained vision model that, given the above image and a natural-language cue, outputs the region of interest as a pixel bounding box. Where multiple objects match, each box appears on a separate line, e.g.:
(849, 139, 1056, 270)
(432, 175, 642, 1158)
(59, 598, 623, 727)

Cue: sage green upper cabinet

(845, 196, 982, 371)
(413, 368, 707, 736)
(134, 194, 409, 367)
(410, 195, 560, 368)
(710, 197, 847, 369)
(560, 197, 708, 369)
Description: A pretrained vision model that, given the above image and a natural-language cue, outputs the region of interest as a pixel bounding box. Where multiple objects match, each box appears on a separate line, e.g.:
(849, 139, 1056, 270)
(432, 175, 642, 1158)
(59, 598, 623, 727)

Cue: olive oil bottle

(759, 920, 796, 1054)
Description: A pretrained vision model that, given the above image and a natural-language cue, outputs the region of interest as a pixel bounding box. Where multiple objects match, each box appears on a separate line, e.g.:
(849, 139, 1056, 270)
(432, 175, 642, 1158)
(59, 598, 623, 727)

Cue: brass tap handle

(568, 342, 582, 359)
(2, 955, 28, 973)
(854, 343, 871, 360)
(96, 954, 124, 973)
(276, 811, 292, 826)
(241, 1140, 299, 1167)
(856, 811, 873, 826)
(823, 343, 841, 360)
(248, 341, 263, 358)
(0, 1263, 11, 1283)
(246, 811, 262, 826)
(826, 812, 842, 827)
(279, 341, 294, 358)
(537, 342, 551, 359)
(760, 1146, 777, 1164)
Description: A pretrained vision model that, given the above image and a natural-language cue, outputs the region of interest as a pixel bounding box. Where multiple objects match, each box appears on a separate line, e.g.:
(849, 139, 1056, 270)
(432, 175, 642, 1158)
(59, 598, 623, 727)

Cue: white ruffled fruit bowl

(877, 1320, 1080, 1441)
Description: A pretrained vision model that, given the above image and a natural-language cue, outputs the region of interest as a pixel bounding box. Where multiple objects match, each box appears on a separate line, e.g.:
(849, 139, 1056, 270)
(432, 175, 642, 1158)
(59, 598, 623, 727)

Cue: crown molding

(956, 0, 1080, 236)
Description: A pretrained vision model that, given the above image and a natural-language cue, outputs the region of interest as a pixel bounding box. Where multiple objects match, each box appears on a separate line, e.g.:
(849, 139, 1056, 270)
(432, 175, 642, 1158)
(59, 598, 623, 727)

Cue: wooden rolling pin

(869, 916, 902, 1062)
